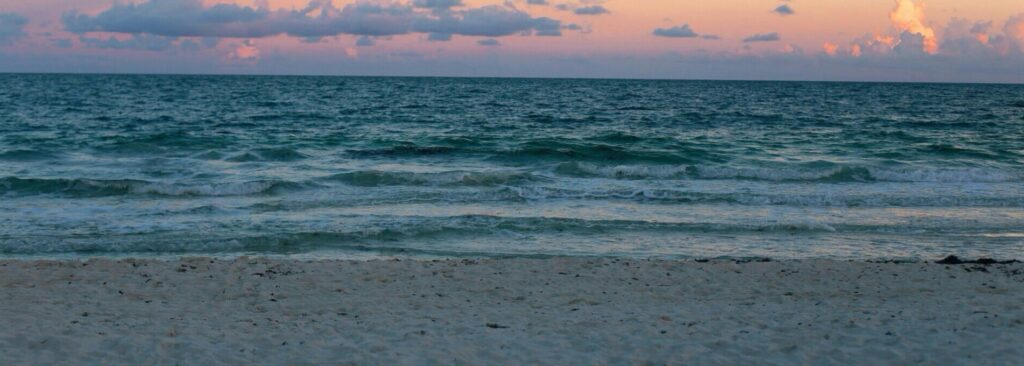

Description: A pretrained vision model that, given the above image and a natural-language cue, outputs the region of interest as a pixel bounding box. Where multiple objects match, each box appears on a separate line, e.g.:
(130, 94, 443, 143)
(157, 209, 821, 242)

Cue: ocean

(1, 74, 1022, 259)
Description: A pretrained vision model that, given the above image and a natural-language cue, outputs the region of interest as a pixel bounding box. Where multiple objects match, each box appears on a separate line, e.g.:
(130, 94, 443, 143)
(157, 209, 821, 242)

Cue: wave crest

(326, 170, 545, 187)
(554, 162, 1021, 183)
(0, 177, 303, 197)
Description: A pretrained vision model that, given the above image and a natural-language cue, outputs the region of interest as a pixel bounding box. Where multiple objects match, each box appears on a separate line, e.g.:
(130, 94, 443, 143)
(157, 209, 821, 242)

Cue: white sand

(1, 257, 1023, 365)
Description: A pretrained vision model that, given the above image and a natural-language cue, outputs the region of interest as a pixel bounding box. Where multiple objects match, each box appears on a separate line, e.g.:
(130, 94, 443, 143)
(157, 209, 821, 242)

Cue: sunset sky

(1, 0, 1022, 82)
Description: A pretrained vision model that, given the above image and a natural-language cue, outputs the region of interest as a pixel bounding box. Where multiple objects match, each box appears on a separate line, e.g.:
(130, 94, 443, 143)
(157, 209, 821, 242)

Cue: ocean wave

(6, 211, 1022, 255)
(0, 215, 849, 254)
(498, 140, 687, 163)
(325, 170, 546, 187)
(249, 112, 332, 121)
(692, 165, 875, 182)
(503, 186, 1024, 207)
(0, 177, 304, 198)
(865, 168, 1021, 183)
(344, 139, 707, 164)
(555, 162, 689, 179)
(95, 131, 230, 154)
(274, 216, 849, 242)
(919, 144, 1000, 159)
(346, 145, 461, 157)
(592, 132, 647, 143)
(223, 184, 1024, 214)
(225, 148, 308, 162)
(553, 162, 1022, 183)
(0, 149, 59, 161)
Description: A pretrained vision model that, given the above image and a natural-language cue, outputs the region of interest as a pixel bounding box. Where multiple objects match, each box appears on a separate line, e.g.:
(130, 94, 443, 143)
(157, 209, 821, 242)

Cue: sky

(0, 0, 1022, 83)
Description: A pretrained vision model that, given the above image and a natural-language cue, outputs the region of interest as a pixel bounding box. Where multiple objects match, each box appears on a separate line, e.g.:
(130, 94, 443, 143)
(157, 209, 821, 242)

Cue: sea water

(1, 74, 1022, 259)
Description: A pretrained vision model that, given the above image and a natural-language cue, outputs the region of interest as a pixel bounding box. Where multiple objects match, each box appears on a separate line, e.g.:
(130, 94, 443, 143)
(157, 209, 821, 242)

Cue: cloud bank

(63, 0, 567, 39)
(825, 0, 1024, 60)
(889, 0, 937, 53)
(0, 0, 1021, 83)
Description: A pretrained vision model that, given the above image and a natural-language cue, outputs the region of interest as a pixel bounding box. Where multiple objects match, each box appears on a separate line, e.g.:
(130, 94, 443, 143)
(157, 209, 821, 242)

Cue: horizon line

(2, 71, 1022, 86)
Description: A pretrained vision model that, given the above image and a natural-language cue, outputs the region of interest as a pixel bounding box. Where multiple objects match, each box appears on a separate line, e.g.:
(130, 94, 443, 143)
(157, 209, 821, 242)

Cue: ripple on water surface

(1, 75, 1022, 259)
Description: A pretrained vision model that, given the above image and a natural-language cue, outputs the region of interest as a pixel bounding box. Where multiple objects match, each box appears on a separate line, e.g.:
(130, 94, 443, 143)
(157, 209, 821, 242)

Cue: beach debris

(735, 258, 772, 264)
(936, 256, 1019, 265)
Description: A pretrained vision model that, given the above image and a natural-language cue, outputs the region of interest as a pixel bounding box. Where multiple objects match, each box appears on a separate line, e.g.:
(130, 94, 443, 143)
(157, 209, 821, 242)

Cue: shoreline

(1, 252, 1019, 262)
(3, 257, 1023, 365)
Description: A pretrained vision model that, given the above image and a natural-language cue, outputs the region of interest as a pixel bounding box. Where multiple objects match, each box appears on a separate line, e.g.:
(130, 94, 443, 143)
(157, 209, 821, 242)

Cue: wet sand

(1, 257, 1023, 365)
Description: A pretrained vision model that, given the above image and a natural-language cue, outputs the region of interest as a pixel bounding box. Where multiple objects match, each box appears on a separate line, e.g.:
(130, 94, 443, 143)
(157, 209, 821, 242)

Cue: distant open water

(1, 74, 1022, 259)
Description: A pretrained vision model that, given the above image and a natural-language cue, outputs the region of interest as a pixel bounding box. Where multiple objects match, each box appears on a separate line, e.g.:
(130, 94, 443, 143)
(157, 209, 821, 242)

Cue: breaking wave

(555, 162, 1022, 183)
(325, 170, 547, 187)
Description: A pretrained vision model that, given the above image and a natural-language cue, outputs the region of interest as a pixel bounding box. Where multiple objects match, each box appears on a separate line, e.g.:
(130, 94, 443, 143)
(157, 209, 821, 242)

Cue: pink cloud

(889, 0, 937, 54)
(229, 39, 260, 61)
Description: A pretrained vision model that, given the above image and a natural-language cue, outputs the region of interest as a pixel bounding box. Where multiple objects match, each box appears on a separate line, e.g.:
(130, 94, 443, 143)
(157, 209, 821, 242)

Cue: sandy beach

(1, 257, 1022, 365)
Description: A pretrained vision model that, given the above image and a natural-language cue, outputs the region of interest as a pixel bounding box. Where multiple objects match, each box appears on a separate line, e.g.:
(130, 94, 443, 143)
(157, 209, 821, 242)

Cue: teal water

(1, 74, 1022, 259)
